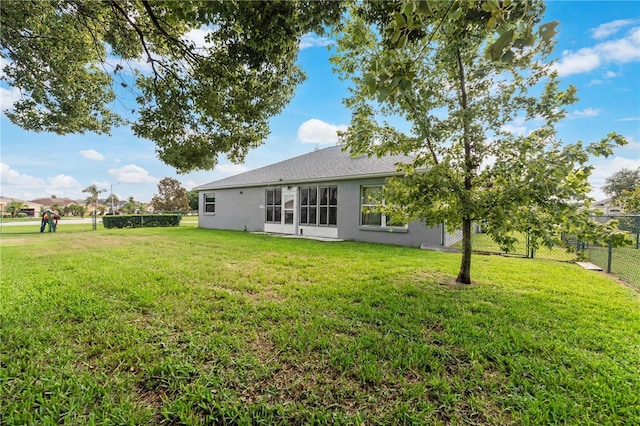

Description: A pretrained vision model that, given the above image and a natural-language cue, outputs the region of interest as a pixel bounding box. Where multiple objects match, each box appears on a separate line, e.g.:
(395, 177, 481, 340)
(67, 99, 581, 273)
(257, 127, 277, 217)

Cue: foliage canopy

(0, 0, 344, 172)
(151, 177, 190, 212)
(603, 167, 640, 199)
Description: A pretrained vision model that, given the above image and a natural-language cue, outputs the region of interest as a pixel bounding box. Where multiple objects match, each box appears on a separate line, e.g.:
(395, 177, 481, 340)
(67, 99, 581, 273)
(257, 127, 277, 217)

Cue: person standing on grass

(47, 210, 55, 232)
(40, 210, 50, 233)
(52, 210, 60, 232)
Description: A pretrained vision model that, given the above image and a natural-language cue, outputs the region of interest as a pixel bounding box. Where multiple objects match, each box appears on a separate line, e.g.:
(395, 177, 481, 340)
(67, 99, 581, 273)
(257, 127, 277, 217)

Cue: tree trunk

(456, 217, 472, 284)
(454, 47, 473, 285)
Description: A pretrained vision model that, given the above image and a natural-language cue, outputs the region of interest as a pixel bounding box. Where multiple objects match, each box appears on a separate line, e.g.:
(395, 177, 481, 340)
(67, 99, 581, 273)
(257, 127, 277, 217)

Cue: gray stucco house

(194, 145, 453, 248)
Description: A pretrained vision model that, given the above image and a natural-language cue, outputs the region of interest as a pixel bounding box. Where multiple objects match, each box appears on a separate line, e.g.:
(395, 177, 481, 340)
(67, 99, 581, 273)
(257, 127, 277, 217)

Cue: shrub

(102, 214, 181, 229)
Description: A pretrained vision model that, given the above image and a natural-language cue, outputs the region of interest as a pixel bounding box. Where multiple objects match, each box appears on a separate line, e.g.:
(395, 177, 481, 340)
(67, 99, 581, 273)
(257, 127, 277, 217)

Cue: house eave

(195, 171, 404, 191)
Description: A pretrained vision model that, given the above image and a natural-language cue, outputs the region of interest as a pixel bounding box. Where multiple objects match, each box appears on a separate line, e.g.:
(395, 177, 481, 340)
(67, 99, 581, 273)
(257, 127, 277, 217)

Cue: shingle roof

(29, 197, 79, 207)
(194, 145, 413, 190)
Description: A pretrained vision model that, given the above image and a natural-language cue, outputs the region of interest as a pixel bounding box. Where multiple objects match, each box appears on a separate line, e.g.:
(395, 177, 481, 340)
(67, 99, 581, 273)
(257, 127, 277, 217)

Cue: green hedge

(102, 214, 181, 229)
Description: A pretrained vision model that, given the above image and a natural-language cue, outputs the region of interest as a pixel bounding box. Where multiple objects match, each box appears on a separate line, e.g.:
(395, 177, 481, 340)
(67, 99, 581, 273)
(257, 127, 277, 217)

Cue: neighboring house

(29, 197, 80, 209)
(195, 146, 452, 248)
(0, 196, 46, 217)
(592, 197, 622, 215)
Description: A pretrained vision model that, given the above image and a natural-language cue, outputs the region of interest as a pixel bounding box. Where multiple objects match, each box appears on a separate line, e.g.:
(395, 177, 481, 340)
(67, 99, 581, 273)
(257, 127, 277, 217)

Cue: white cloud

(618, 117, 640, 121)
(621, 135, 640, 151)
(297, 119, 348, 144)
(0, 86, 22, 111)
(43, 175, 83, 199)
(553, 25, 640, 76)
(500, 116, 528, 136)
(107, 164, 157, 184)
(571, 107, 601, 118)
(48, 174, 82, 188)
(216, 164, 250, 176)
(0, 56, 9, 78)
(182, 26, 215, 50)
(553, 47, 601, 76)
(0, 162, 45, 190)
(500, 123, 527, 136)
(598, 29, 640, 63)
(591, 19, 640, 39)
(80, 149, 105, 161)
(300, 34, 334, 49)
(0, 162, 86, 200)
(183, 179, 200, 191)
(589, 156, 640, 200)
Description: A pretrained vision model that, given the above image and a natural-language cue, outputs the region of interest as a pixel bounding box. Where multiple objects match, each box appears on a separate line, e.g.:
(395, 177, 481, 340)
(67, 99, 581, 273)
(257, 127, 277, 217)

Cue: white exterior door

(281, 188, 297, 234)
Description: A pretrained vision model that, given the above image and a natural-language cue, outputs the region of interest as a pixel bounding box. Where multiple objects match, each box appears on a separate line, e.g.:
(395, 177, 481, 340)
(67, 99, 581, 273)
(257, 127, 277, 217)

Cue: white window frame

(203, 192, 215, 215)
(265, 188, 282, 224)
(299, 185, 337, 227)
(360, 185, 407, 228)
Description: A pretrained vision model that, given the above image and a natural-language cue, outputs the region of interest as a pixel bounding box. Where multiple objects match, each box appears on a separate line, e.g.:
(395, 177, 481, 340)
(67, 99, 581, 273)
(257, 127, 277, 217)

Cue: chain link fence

(582, 214, 640, 290)
(451, 215, 640, 289)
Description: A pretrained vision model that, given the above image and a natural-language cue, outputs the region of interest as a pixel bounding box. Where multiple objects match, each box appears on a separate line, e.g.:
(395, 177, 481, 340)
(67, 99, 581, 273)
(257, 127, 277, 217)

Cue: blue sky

(1, 1, 639, 203)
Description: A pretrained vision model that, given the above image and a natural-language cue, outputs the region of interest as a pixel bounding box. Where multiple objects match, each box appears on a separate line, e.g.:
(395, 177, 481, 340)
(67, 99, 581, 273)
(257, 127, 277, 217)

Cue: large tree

(332, 0, 626, 284)
(187, 189, 199, 211)
(5, 200, 25, 218)
(603, 167, 640, 201)
(0, 0, 344, 173)
(64, 203, 86, 217)
(151, 177, 190, 212)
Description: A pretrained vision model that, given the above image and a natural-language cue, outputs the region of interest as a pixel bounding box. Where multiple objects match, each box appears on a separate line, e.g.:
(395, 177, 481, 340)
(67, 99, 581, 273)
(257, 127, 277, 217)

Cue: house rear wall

(198, 178, 444, 248)
(337, 178, 443, 247)
(198, 187, 265, 232)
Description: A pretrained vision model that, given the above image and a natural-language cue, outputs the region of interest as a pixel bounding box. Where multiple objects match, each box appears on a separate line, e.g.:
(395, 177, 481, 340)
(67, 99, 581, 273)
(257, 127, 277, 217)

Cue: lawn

(1, 225, 639, 425)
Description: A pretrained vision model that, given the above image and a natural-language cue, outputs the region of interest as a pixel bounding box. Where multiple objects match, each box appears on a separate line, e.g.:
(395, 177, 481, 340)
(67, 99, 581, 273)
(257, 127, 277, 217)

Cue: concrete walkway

(0, 218, 101, 227)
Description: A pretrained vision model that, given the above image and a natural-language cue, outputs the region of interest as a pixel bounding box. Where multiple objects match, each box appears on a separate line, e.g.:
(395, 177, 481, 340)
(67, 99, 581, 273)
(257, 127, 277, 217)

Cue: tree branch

(106, 0, 162, 94)
(140, 0, 203, 64)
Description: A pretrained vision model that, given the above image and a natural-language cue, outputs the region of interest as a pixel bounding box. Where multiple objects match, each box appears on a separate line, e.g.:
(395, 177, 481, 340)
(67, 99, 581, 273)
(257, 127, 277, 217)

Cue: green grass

(1, 226, 639, 425)
(0, 216, 41, 223)
(1, 216, 90, 223)
(589, 246, 640, 290)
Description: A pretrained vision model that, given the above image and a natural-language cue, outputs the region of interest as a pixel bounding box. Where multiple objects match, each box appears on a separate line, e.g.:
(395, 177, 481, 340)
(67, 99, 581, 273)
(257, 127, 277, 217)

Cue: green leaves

(602, 167, 640, 208)
(586, 132, 628, 158)
(151, 177, 190, 211)
(539, 21, 560, 43)
(486, 29, 514, 61)
(334, 0, 628, 284)
(0, 0, 345, 172)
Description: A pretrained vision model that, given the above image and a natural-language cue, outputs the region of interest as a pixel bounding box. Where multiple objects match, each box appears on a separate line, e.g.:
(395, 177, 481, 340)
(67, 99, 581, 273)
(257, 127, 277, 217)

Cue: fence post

(607, 242, 613, 274)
